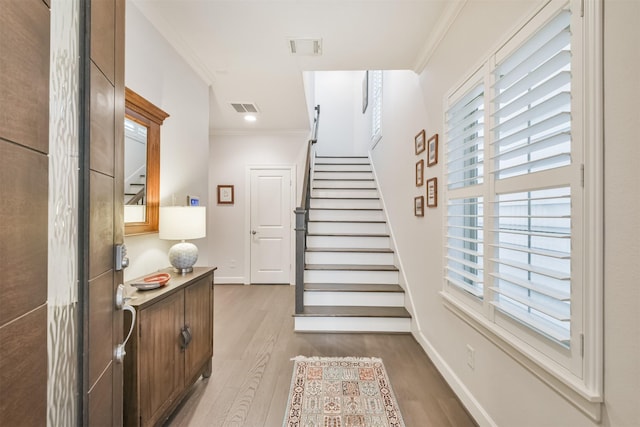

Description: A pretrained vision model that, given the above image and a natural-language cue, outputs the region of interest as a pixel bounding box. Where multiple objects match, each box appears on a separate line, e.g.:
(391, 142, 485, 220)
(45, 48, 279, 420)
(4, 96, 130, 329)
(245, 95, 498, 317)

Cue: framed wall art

(217, 184, 234, 204)
(427, 133, 439, 166)
(426, 177, 438, 207)
(415, 130, 426, 155)
(414, 196, 424, 217)
(416, 159, 424, 187)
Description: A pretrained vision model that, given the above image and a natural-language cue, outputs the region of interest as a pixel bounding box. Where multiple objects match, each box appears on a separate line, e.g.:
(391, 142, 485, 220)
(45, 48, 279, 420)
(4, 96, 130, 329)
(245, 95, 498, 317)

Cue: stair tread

(308, 220, 386, 223)
(313, 187, 376, 190)
(310, 208, 383, 211)
(315, 163, 371, 166)
(315, 170, 373, 173)
(295, 306, 411, 318)
(306, 247, 393, 253)
(304, 283, 404, 292)
(314, 178, 375, 181)
(311, 197, 380, 200)
(316, 156, 369, 158)
(305, 264, 398, 271)
(307, 233, 389, 237)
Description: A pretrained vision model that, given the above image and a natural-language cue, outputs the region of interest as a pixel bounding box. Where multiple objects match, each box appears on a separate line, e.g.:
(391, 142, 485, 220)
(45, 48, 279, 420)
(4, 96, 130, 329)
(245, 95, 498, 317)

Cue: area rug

(283, 356, 405, 427)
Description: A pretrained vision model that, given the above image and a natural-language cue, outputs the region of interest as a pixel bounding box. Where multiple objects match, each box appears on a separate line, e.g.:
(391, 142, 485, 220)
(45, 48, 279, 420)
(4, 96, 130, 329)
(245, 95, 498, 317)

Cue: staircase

(294, 155, 412, 333)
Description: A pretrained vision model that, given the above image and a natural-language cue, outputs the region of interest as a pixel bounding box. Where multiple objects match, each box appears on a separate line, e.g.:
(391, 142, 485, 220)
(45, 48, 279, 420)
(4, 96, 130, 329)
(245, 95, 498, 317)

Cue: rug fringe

(290, 355, 383, 363)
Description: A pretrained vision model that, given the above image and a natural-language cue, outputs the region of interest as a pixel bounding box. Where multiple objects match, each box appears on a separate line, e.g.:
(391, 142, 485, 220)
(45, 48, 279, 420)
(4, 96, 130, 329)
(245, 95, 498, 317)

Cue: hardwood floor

(165, 284, 476, 427)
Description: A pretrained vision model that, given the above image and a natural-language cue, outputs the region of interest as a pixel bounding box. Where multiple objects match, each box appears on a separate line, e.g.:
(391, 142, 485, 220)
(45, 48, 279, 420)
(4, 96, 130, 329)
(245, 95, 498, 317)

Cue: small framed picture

(426, 177, 438, 207)
(427, 133, 439, 166)
(217, 185, 234, 204)
(414, 196, 424, 217)
(416, 159, 424, 187)
(415, 130, 426, 155)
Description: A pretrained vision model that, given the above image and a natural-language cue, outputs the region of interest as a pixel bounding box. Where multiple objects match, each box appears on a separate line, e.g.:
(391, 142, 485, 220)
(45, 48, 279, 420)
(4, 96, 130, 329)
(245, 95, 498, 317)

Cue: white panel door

(250, 169, 292, 284)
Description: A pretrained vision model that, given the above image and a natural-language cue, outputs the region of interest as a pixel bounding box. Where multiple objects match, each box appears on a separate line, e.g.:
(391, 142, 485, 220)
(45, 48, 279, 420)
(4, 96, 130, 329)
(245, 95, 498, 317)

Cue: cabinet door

(184, 276, 213, 382)
(138, 291, 185, 425)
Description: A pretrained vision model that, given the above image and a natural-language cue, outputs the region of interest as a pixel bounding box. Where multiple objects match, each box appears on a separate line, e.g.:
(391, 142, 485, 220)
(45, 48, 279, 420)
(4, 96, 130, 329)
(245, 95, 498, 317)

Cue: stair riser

(306, 235, 390, 249)
(308, 222, 387, 235)
(305, 251, 395, 265)
(314, 164, 371, 172)
(294, 316, 411, 333)
(315, 157, 370, 165)
(309, 210, 385, 222)
(311, 189, 378, 199)
(304, 270, 399, 284)
(310, 199, 381, 209)
(313, 172, 373, 180)
(304, 291, 405, 307)
(313, 180, 376, 189)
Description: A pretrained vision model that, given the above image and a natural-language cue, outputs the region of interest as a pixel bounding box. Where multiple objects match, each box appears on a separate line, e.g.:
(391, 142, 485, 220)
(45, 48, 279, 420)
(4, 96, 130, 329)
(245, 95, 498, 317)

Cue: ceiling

(132, 0, 457, 134)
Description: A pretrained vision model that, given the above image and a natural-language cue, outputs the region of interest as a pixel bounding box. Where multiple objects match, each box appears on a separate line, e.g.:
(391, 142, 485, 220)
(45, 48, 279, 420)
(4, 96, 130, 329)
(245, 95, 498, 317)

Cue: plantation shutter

(490, 8, 573, 345)
(446, 83, 484, 190)
(445, 81, 485, 298)
(491, 10, 571, 180)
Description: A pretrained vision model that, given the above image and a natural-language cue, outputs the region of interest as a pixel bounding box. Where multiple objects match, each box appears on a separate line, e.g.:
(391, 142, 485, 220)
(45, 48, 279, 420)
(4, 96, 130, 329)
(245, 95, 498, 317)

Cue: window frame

(370, 70, 383, 147)
(440, 0, 603, 419)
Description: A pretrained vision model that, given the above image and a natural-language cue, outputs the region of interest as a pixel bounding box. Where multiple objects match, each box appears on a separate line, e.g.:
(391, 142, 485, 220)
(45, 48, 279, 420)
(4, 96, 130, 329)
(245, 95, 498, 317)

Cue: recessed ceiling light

(244, 114, 257, 122)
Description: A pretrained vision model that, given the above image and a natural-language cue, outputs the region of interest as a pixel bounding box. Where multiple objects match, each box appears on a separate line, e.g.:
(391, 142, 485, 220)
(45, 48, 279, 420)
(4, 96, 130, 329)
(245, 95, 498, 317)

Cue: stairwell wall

(313, 71, 369, 156)
(348, 0, 639, 426)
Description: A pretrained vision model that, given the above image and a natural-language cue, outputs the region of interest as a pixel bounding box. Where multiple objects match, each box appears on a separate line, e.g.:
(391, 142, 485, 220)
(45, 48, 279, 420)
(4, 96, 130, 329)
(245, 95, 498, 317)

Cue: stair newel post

(294, 207, 307, 314)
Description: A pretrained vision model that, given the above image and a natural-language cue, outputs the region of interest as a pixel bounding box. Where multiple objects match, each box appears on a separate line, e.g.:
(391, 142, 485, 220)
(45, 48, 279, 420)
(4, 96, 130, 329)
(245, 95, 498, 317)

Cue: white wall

(601, 0, 640, 424)
(208, 133, 307, 283)
(123, 3, 211, 281)
(346, 0, 640, 425)
(314, 71, 368, 156)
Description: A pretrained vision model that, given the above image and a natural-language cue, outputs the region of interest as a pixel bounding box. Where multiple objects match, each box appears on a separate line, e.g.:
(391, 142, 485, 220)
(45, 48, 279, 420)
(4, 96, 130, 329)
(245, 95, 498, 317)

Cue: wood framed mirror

(124, 87, 169, 235)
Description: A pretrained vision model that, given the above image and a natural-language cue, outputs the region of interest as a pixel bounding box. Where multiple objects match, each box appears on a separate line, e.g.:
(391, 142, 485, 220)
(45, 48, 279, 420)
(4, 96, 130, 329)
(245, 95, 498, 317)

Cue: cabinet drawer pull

(180, 326, 192, 349)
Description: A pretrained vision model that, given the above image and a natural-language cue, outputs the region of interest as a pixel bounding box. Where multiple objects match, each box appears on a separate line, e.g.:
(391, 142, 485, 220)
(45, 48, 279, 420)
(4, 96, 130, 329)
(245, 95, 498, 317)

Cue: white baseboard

(214, 276, 245, 284)
(412, 330, 496, 427)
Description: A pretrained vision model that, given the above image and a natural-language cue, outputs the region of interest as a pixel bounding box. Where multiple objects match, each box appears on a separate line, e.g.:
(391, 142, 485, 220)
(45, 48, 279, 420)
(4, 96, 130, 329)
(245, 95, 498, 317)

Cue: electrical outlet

(466, 344, 475, 370)
(229, 259, 237, 269)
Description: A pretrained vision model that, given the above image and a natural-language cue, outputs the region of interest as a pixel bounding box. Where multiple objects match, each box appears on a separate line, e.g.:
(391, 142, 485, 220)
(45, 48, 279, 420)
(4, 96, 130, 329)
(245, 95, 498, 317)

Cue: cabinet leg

(202, 358, 212, 378)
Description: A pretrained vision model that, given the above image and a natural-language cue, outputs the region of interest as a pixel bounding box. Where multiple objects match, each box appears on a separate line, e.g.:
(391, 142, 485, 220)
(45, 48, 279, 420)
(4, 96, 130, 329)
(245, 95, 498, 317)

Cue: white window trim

(440, 0, 603, 420)
(370, 70, 383, 148)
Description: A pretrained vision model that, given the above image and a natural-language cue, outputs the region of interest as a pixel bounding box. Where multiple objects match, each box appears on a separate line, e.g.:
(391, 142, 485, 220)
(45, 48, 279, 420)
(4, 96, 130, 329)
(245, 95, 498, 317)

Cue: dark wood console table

(123, 267, 216, 426)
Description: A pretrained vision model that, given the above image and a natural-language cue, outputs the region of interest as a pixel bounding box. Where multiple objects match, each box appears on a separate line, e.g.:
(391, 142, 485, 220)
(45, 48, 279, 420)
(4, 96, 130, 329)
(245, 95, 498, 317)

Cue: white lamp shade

(159, 206, 206, 240)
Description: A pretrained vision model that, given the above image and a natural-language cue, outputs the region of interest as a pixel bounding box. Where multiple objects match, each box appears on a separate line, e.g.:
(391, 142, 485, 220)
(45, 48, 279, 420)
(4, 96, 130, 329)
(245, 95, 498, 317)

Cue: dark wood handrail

(126, 187, 145, 205)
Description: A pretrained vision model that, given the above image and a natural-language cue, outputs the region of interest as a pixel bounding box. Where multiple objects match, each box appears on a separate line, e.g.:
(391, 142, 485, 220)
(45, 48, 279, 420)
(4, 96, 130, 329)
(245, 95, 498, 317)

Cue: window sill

(440, 291, 603, 422)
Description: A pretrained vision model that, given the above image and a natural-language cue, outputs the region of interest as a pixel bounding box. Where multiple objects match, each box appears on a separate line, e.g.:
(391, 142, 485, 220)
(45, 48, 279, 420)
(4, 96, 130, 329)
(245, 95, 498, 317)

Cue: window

(370, 70, 383, 143)
(443, 0, 602, 412)
(445, 80, 485, 297)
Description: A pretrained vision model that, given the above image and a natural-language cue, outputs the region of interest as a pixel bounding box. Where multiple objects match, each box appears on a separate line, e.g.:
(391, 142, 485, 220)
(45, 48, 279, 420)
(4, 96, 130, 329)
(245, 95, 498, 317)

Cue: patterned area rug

(283, 356, 405, 427)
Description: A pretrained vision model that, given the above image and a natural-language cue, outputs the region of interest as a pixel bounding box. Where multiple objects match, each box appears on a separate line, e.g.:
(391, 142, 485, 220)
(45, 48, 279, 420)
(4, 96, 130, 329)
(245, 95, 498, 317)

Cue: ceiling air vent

(230, 103, 259, 113)
(288, 38, 322, 56)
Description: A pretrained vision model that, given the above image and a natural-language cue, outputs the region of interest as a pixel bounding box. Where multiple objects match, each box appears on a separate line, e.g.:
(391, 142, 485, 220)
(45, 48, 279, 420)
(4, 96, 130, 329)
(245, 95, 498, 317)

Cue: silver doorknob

(251, 230, 257, 235)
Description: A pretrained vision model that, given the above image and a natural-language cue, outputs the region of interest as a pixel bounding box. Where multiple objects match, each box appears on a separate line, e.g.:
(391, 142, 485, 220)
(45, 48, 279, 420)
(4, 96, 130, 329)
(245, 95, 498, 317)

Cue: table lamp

(159, 206, 206, 274)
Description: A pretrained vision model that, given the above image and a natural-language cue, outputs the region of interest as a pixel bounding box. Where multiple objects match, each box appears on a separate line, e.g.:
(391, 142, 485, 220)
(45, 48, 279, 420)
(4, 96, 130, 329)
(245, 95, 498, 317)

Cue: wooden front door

(82, 0, 126, 424)
(250, 168, 293, 284)
(0, 0, 50, 425)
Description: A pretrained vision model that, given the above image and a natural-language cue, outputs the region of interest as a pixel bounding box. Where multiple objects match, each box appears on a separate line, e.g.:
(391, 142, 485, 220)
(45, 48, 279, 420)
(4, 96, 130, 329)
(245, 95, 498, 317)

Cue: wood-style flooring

(165, 284, 476, 427)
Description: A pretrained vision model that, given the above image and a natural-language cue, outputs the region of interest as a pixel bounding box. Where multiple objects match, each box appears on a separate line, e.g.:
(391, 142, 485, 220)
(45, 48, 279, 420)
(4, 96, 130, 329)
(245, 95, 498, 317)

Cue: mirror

(124, 87, 169, 235)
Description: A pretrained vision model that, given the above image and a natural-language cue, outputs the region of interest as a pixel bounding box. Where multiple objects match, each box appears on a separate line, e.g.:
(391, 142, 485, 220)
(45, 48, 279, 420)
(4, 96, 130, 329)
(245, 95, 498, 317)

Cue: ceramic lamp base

(168, 241, 198, 274)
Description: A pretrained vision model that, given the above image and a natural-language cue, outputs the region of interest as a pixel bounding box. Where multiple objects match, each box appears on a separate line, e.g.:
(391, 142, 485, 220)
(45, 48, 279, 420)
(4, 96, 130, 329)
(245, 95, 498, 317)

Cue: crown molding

(413, 0, 468, 73)
(131, 0, 215, 87)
